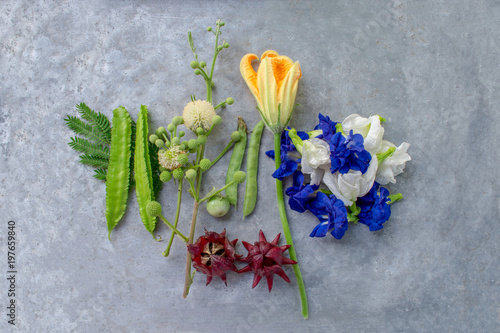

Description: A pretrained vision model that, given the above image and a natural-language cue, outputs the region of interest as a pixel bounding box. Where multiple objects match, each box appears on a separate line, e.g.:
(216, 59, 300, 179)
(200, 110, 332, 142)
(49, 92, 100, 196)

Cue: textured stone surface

(1, 0, 499, 332)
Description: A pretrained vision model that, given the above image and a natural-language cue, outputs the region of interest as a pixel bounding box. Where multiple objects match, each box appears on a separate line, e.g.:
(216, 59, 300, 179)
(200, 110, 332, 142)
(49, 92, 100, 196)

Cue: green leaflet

(134, 105, 157, 239)
(106, 106, 132, 240)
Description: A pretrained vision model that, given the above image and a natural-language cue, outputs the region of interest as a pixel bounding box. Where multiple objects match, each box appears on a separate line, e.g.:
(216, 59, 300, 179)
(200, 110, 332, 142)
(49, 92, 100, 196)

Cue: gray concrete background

(1, 0, 499, 332)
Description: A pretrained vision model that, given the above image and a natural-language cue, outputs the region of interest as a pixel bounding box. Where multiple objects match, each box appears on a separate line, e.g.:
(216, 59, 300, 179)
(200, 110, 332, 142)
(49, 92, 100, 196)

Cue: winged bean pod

(106, 106, 132, 239)
(242, 120, 265, 218)
(134, 105, 158, 239)
(225, 117, 247, 207)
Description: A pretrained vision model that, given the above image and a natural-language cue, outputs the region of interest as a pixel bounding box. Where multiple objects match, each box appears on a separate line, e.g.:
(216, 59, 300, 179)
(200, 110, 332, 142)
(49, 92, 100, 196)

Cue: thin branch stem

(208, 140, 234, 169)
(163, 180, 183, 257)
(183, 201, 199, 298)
(158, 214, 188, 242)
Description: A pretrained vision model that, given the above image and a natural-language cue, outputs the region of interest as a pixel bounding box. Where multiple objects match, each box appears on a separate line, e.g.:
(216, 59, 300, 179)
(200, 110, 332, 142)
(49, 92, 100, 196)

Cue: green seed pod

(194, 69, 201, 75)
(160, 170, 172, 182)
(190, 60, 199, 69)
(206, 196, 230, 217)
(200, 158, 211, 171)
(233, 171, 246, 184)
(185, 169, 197, 181)
(196, 127, 204, 135)
(197, 135, 207, 145)
(167, 124, 175, 132)
(173, 168, 184, 180)
(200, 61, 206, 67)
(155, 139, 165, 148)
(179, 130, 185, 138)
(223, 42, 229, 48)
(172, 116, 184, 126)
(231, 131, 241, 142)
(212, 115, 222, 125)
(149, 134, 159, 144)
(188, 139, 198, 149)
(146, 201, 162, 217)
(171, 137, 180, 146)
(177, 154, 188, 165)
(226, 97, 234, 105)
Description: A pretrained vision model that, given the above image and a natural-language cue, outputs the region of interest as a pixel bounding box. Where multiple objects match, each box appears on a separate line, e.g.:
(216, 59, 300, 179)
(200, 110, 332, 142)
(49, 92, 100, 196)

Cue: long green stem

(183, 201, 199, 298)
(199, 179, 237, 203)
(274, 132, 309, 319)
(209, 140, 234, 169)
(163, 180, 183, 257)
(158, 214, 188, 242)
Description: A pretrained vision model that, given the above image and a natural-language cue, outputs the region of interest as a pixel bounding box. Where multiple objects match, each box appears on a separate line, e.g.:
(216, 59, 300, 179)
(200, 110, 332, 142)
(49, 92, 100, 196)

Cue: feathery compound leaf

(76, 103, 112, 143)
(79, 154, 109, 168)
(68, 137, 110, 159)
(64, 115, 109, 145)
(93, 168, 107, 180)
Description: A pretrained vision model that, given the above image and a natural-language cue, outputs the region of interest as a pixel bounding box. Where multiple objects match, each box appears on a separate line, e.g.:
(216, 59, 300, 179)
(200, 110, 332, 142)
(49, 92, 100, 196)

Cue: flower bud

(165, 141, 171, 148)
(233, 171, 246, 184)
(188, 139, 198, 149)
(173, 168, 184, 180)
(217, 45, 223, 51)
(196, 127, 204, 135)
(194, 69, 201, 75)
(197, 135, 207, 145)
(171, 137, 180, 146)
(223, 42, 229, 48)
(167, 124, 175, 132)
(160, 170, 172, 182)
(231, 131, 241, 142)
(146, 201, 162, 217)
(159, 166, 167, 172)
(219, 21, 225, 26)
(207, 27, 212, 31)
(226, 97, 234, 105)
(172, 116, 184, 126)
(157, 126, 167, 134)
(178, 130, 185, 137)
(155, 139, 165, 148)
(185, 169, 197, 181)
(200, 61, 206, 67)
(190, 60, 199, 69)
(149, 134, 159, 144)
(200, 158, 211, 171)
(212, 115, 222, 125)
(177, 154, 188, 165)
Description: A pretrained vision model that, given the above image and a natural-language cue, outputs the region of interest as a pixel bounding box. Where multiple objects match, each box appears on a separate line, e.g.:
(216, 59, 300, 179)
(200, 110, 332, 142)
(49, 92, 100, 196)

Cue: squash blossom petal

(240, 50, 302, 133)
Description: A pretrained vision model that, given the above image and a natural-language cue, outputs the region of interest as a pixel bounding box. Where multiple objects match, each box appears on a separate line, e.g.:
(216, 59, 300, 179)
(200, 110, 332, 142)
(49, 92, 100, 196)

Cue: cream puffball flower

(158, 146, 187, 170)
(376, 140, 411, 185)
(322, 155, 378, 206)
(342, 114, 384, 155)
(182, 100, 216, 132)
(301, 138, 331, 186)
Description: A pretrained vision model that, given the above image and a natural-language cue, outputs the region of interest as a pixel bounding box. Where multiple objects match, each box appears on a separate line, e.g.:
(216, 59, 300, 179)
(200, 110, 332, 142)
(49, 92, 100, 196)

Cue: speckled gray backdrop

(1, 0, 499, 332)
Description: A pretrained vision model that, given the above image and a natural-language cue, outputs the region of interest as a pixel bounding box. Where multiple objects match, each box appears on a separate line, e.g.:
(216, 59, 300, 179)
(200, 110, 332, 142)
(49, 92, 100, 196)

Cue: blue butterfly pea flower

(356, 182, 391, 231)
(285, 171, 319, 213)
(266, 129, 309, 180)
(314, 113, 337, 141)
(329, 130, 371, 175)
(306, 192, 348, 239)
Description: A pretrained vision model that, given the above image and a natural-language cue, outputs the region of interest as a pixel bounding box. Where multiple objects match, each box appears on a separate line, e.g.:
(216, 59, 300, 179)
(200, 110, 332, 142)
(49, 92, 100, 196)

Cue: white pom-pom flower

(158, 145, 187, 171)
(182, 100, 216, 132)
(376, 140, 411, 185)
(342, 114, 384, 155)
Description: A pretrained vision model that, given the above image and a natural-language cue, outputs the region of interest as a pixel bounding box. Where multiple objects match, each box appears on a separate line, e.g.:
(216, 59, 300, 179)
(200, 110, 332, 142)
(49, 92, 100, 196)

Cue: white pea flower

(376, 140, 411, 185)
(322, 155, 378, 206)
(301, 138, 331, 185)
(342, 114, 384, 155)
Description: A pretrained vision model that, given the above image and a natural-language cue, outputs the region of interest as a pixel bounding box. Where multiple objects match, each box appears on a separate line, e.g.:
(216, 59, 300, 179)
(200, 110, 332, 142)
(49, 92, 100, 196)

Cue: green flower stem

(183, 200, 199, 298)
(213, 100, 226, 110)
(163, 180, 183, 257)
(274, 132, 309, 319)
(208, 140, 234, 169)
(199, 179, 237, 203)
(388, 193, 403, 204)
(158, 214, 188, 242)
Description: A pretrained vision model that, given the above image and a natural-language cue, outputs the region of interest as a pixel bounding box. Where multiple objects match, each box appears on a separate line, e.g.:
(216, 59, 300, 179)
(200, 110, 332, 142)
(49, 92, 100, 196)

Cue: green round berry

(149, 134, 159, 144)
(190, 60, 199, 69)
(185, 169, 197, 181)
(197, 135, 207, 145)
(171, 137, 180, 146)
(223, 42, 229, 48)
(167, 124, 175, 132)
(172, 116, 184, 126)
(196, 127, 204, 135)
(160, 170, 172, 182)
(194, 69, 201, 75)
(207, 27, 212, 31)
(212, 115, 222, 126)
(178, 131, 185, 138)
(155, 139, 165, 148)
(200, 158, 211, 171)
(146, 201, 162, 217)
(231, 131, 241, 142)
(206, 196, 230, 218)
(200, 61, 206, 67)
(188, 139, 198, 149)
(233, 171, 246, 184)
(177, 154, 188, 165)
(173, 168, 184, 180)
(226, 97, 234, 105)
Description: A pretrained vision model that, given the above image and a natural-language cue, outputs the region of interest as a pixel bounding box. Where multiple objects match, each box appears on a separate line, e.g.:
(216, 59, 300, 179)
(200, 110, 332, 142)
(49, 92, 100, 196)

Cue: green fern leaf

(76, 103, 112, 143)
(64, 115, 109, 145)
(68, 137, 110, 159)
(93, 168, 107, 180)
(79, 154, 109, 168)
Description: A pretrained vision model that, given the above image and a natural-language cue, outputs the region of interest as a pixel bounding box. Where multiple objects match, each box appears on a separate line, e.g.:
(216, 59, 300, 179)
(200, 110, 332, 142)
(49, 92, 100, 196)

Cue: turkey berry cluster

(187, 229, 296, 291)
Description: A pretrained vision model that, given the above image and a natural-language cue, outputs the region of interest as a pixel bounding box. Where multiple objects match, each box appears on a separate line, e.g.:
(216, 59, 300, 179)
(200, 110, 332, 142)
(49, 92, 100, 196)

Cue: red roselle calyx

(187, 229, 239, 285)
(239, 230, 297, 292)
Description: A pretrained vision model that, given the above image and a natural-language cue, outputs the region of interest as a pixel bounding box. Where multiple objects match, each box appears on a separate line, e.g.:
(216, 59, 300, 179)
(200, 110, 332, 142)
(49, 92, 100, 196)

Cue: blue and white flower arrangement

(267, 113, 411, 239)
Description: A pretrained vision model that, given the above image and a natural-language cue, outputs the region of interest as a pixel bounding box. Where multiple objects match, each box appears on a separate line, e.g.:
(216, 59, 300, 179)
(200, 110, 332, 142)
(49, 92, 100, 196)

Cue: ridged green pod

(225, 117, 247, 207)
(134, 105, 157, 239)
(243, 120, 265, 218)
(106, 106, 132, 239)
